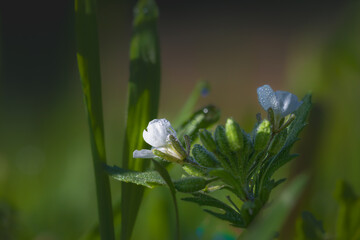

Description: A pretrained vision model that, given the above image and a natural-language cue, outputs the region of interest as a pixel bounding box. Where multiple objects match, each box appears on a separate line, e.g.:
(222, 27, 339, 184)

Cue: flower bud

(152, 149, 182, 164)
(183, 135, 191, 155)
(182, 164, 207, 177)
(214, 125, 232, 156)
(254, 119, 271, 151)
(268, 129, 287, 154)
(192, 144, 219, 168)
(174, 177, 209, 193)
(225, 118, 244, 152)
(199, 129, 217, 153)
(168, 134, 187, 159)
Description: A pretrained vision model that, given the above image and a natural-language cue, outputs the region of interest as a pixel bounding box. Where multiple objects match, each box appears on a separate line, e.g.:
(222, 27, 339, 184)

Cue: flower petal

(143, 118, 176, 147)
(133, 149, 155, 159)
(257, 85, 280, 114)
(275, 91, 302, 116)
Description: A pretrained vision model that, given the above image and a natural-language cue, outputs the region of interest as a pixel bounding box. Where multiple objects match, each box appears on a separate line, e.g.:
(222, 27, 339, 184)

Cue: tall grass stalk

(75, 0, 115, 239)
(121, 0, 161, 239)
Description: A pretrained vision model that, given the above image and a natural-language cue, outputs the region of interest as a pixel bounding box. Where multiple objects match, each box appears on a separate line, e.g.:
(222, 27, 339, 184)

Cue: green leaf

(285, 94, 312, 145)
(121, 0, 161, 239)
(152, 159, 180, 240)
(239, 174, 308, 240)
(182, 192, 245, 227)
(192, 144, 220, 168)
(106, 165, 165, 188)
(199, 129, 217, 153)
(75, 0, 115, 239)
(173, 81, 210, 127)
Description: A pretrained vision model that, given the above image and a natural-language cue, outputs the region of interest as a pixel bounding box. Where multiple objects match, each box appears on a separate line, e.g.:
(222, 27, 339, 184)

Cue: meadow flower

(257, 85, 302, 128)
(133, 118, 187, 162)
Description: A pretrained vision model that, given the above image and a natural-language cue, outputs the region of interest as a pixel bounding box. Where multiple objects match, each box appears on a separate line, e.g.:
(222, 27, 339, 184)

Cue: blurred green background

(1, 0, 360, 239)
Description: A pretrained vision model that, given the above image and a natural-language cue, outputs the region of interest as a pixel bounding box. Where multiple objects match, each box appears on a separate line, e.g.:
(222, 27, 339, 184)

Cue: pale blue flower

(257, 85, 302, 125)
(133, 118, 183, 160)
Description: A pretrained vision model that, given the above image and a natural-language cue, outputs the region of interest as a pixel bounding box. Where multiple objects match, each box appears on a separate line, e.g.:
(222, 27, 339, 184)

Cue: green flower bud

(152, 149, 182, 164)
(183, 135, 191, 155)
(214, 125, 231, 156)
(199, 129, 217, 152)
(225, 118, 244, 151)
(254, 119, 271, 151)
(174, 177, 209, 193)
(268, 129, 287, 154)
(241, 129, 254, 159)
(168, 134, 187, 159)
(215, 152, 232, 172)
(182, 164, 207, 177)
(192, 144, 219, 168)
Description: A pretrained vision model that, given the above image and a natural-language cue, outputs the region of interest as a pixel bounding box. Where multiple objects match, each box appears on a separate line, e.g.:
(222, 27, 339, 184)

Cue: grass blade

(121, 0, 161, 239)
(75, 0, 115, 239)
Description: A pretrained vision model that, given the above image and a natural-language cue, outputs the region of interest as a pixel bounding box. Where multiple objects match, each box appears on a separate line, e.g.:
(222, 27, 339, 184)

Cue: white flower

(133, 118, 185, 161)
(257, 85, 302, 125)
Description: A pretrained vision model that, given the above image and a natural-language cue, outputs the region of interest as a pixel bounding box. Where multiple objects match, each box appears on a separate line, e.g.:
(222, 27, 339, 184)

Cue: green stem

(75, 0, 115, 239)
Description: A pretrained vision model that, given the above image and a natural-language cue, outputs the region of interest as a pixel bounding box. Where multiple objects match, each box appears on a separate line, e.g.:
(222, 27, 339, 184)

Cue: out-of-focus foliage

(334, 180, 360, 240)
(120, 0, 161, 239)
(295, 211, 326, 240)
(287, 1, 360, 236)
(295, 180, 360, 240)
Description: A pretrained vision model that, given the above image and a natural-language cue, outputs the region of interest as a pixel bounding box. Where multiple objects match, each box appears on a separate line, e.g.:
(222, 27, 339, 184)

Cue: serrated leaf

(182, 192, 245, 227)
(106, 165, 165, 188)
(286, 94, 312, 145)
(203, 209, 244, 228)
(182, 192, 233, 211)
(262, 153, 298, 185)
